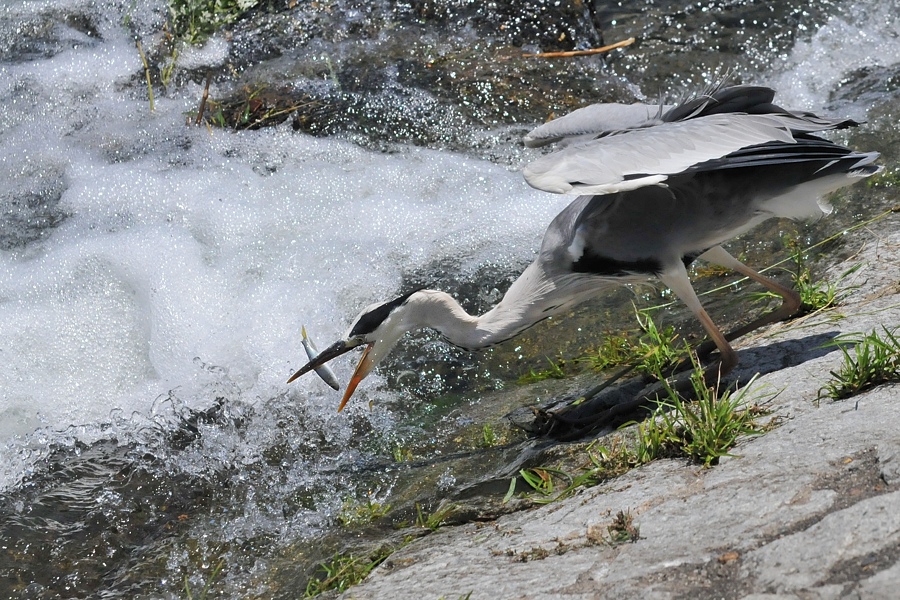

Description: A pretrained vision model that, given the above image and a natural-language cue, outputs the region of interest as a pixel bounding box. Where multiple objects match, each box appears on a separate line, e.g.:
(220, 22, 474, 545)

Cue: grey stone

(877, 442, 900, 485)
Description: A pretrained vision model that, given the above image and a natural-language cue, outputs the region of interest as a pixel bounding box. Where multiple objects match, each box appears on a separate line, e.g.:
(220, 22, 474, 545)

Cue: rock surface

(338, 215, 900, 599)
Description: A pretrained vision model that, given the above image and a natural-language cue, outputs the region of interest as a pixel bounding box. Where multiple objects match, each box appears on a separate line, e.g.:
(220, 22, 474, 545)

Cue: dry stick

(135, 39, 154, 112)
(195, 72, 213, 126)
(523, 37, 635, 58)
(243, 99, 323, 131)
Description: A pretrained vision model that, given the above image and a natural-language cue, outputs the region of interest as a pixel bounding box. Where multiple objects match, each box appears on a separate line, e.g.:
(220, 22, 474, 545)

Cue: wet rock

(0, 5, 102, 62)
(196, 1, 634, 150)
(0, 163, 69, 251)
(596, 0, 844, 92)
(185, 0, 851, 151)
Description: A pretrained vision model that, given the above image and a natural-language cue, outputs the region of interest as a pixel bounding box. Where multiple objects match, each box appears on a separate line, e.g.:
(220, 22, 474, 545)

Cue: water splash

(763, 1, 900, 114)
(0, 0, 897, 596)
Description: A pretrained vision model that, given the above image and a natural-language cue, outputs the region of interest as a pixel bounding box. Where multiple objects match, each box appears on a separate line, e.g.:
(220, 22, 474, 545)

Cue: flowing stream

(0, 0, 898, 597)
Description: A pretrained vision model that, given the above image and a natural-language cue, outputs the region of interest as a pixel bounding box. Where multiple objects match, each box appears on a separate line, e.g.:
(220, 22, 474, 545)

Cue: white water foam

(763, 1, 900, 115)
(0, 0, 569, 489)
(2, 0, 897, 494)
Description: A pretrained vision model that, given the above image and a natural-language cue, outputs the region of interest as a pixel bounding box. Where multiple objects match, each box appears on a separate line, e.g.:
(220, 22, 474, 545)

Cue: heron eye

(348, 290, 417, 337)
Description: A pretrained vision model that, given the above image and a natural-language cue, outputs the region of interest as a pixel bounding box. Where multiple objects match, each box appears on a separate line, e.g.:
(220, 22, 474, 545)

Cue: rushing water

(0, 0, 898, 597)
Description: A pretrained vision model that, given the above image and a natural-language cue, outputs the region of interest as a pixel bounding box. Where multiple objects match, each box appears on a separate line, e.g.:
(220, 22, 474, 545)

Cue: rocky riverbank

(336, 207, 900, 600)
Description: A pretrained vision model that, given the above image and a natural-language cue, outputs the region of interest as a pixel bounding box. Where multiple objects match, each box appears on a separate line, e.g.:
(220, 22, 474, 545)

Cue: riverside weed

(818, 327, 900, 401)
(304, 548, 394, 598)
(635, 366, 769, 467)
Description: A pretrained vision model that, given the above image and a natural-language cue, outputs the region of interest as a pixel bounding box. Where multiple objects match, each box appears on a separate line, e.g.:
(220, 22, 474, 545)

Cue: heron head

(287, 291, 419, 411)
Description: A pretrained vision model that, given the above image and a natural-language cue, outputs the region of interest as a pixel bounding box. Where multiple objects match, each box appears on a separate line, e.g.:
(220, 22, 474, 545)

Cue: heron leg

(659, 262, 738, 374)
(544, 262, 737, 439)
(696, 245, 802, 350)
(544, 250, 795, 439)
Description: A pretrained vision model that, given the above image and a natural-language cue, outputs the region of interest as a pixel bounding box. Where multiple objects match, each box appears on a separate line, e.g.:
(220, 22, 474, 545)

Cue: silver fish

(301, 325, 341, 390)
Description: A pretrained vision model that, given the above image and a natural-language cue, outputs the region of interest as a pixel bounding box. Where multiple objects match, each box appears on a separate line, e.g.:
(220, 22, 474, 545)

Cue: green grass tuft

(635, 367, 769, 467)
(415, 501, 459, 531)
(751, 237, 861, 315)
(514, 365, 772, 504)
(581, 308, 689, 378)
(337, 496, 392, 528)
(517, 357, 568, 384)
(818, 327, 900, 401)
(168, 0, 260, 46)
(304, 547, 395, 598)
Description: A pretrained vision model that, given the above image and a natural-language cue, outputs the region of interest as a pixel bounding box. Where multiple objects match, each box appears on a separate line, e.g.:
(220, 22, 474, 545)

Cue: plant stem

(135, 39, 155, 112)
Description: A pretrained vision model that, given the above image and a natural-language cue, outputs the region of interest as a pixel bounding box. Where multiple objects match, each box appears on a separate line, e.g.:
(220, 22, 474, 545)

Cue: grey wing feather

(523, 103, 675, 148)
(522, 112, 846, 195)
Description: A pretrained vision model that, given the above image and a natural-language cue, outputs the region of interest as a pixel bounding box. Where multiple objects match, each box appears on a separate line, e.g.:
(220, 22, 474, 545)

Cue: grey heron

(288, 84, 881, 411)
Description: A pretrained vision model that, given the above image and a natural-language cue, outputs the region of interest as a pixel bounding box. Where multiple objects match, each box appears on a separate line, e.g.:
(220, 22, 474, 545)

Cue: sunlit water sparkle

(0, 0, 577, 489)
(0, 0, 897, 596)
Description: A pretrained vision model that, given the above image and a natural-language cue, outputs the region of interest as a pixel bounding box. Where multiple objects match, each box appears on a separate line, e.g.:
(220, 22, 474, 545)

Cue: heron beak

(337, 342, 376, 412)
(287, 339, 356, 383)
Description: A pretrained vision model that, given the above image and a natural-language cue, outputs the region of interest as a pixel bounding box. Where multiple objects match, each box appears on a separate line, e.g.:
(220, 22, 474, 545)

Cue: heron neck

(412, 263, 585, 350)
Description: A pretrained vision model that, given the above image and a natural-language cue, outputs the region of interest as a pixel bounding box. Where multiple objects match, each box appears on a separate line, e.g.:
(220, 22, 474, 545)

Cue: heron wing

(522, 112, 839, 195)
(523, 103, 674, 148)
(683, 137, 880, 174)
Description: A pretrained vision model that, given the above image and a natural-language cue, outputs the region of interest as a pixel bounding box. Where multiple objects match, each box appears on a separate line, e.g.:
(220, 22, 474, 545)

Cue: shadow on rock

(509, 331, 842, 442)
